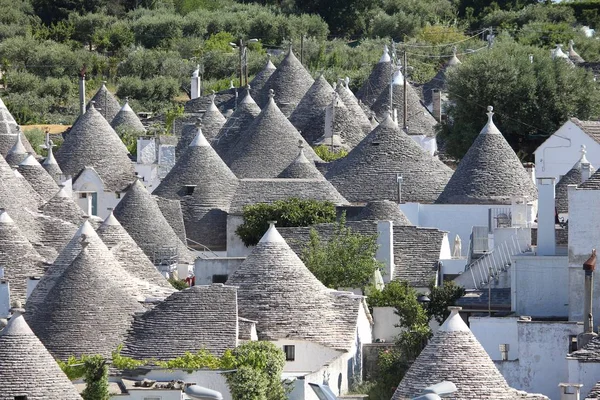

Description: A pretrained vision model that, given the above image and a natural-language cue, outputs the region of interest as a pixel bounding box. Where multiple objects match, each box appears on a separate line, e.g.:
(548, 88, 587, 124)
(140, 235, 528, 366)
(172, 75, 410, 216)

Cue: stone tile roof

(226, 91, 322, 178)
(0, 313, 83, 399)
(200, 95, 226, 141)
(0, 211, 46, 304)
(335, 80, 374, 136)
(212, 91, 261, 163)
(278, 221, 442, 288)
(88, 83, 121, 122)
(349, 200, 412, 226)
(113, 180, 193, 263)
(421, 52, 461, 106)
(226, 224, 364, 351)
(110, 100, 146, 134)
(56, 104, 136, 192)
(27, 242, 144, 360)
(278, 145, 325, 179)
(356, 46, 393, 108)
(17, 154, 60, 202)
(578, 167, 600, 190)
(229, 178, 348, 214)
(586, 381, 600, 399)
(42, 145, 63, 183)
(154, 128, 238, 250)
(568, 335, 600, 362)
(289, 75, 336, 144)
(5, 131, 29, 166)
(371, 70, 438, 137)
(556, 148, 591, 213)
(571, 118, 600, 145)
(97, 210, 175, 291)
(328, 94, 368, 148)
(436, 107, 538, 205)
(155, 196, 188, 245)
(238, 317, 257, 341)
(393, 307, 526, 400)
(35, 213, 78, 259)
(175, 120, 199, 158)
(250, 57, 276, 105)
(122, 284, 238, 360)
(0, 113, 35, 158)
(39, 186, 87, 226)
(259, 48, 314, 116)
(185, 87, 239, 114)
(326, 114, 453, 204)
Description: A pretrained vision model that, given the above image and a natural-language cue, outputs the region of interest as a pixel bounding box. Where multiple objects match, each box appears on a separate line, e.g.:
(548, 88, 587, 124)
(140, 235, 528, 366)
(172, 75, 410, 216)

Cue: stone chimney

(536, 177, 556, 256)
(376, 220, 395, 283)
(578, 249, 597, 349)
(0, 280, 9, 318)
(191, 65, 201, 99)
(559, 383, 583, 400)
(432, 89, 442, 122)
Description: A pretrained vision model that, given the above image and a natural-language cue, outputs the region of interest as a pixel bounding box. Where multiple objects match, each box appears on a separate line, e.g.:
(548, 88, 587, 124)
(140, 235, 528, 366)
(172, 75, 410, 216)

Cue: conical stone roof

(5, 131, 28, 166)
(88, 82, 121, 122)
(17, 154, 60, 202)
(185, 87, 238, 114)
(212, 90, 261, 162)
(371, 70, 438, 137)
(0, 211, 46, 304)
(556, 146, 592, 214)
(422, 49, 461, 106)
(154, 128, 238, 250)
(0, 312, 83, 400)
(250, 57, 276, 104)
(356, 45, 393, 108)
(326, 114, 453, 203)
(336, 80, 374, 136)
(436, 107, 538, 205)
(329, 93, 368, 148)
(350, 200, 413, 226)
(259, 48, 314, 116)
(122, 284, 239, 360)
(56, 103, 136, 192)
(97, 210, 174, 290)
(393, 307, 523, 400)
(200, 94, 227, 141)
(227, 90, 322, 178)
(227, 224, 362, 350)
(278, 144, 324, 179)
(39, 186, 87, 225)
(110, 99, 146, 134)
(289, 75, 336, 144)
(0, 107, 36, 157)
(113, 180, 193, 263)
(27, 242, 144, 360)
(42, 145, 63, 183)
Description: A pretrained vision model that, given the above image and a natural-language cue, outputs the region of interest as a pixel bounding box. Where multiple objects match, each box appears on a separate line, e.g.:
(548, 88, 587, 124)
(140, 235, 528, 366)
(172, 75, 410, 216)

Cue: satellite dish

(185, 385, 224, 400)
(412, 381, 457, 400)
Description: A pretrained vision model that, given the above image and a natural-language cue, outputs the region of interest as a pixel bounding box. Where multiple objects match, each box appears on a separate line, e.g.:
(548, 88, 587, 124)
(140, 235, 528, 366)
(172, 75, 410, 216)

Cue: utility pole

(403, 51, 408, 131)
(300, 35, 305, 65)
(239, 38, 244, 87)
(488, 266, 492, 316)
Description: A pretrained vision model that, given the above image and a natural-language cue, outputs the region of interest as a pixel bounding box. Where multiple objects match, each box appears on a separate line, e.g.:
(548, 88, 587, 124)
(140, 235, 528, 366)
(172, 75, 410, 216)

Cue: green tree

(81, 356, 110, 400)
(440, 37, 600, 160)
(236, 198, 337, 247)
(301, 218, 382, 289)
(226, 341, 288, 400)
(425, 281, 466, 324)
(31, 0, 108, 25)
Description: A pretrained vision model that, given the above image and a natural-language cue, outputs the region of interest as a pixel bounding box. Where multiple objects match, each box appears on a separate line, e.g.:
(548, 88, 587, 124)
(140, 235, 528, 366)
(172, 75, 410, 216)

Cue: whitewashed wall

(567, 357, 600, 399)
(72, 167, 121, 219)
(534, 120, 600, 182)
(226, 215, 254, 257)
(471, 317, 582, 400)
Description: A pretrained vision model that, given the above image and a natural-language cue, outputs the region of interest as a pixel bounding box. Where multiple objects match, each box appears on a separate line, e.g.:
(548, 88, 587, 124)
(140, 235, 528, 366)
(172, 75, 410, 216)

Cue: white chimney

(0, 280, 9, 318)
(559, 383, 583, 400)
(536, 177, 556, 256)
(27, 276, 40, 300)
(376, 220, 394, 283)
(432, 89, 442, 122)
(191, 65, 201, 99)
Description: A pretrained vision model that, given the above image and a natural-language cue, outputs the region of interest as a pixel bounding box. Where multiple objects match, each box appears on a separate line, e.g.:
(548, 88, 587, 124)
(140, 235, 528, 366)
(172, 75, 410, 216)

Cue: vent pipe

(578, 249, 597, 349)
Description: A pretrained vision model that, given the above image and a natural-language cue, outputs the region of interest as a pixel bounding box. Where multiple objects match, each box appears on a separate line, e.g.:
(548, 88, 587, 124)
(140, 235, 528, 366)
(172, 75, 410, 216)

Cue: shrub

(132, 13, 184, 48)
(116, 76, 180, 102)
(236, 198, 337, 246)
(313, 145, 348, 161)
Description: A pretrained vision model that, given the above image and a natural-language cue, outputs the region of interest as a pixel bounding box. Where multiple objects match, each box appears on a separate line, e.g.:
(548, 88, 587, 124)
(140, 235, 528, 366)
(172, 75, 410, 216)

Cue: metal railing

(186, 238, 220, 258)
(465, 229, 529, 289)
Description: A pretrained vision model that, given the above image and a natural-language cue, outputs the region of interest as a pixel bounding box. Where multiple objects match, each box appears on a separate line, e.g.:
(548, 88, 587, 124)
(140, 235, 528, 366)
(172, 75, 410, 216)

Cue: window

(283, 345, 295, 361)
(79, 193, 87, 198)
(116, 192, 121, 199)
(14, 396, 28, 400)
(212, 274, 228, 284)
(184, 185, 196, 195)
(569, 335, 578, 353)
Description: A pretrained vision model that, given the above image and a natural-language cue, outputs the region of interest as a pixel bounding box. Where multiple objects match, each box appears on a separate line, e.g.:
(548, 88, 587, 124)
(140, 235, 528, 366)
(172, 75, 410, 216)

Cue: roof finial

(90, 100, 96, 109)
(268, 220, 277, 228)
(486, 105, 494, 120)
(195, 117, 202, 128)
(569, 39, 575, 50)
(229, 80, 234, 89)
(268, 89, 275, 99)
(80, 233, 90, 249)
(298, 140, 304, 149)
(125, 96, 129, 103)
(247, 83, 251, 91)
(344, 76, 350, 88)
(452, 45, 457, 56)
(581, 144, 590, 164)
(10, 300, 25, 314)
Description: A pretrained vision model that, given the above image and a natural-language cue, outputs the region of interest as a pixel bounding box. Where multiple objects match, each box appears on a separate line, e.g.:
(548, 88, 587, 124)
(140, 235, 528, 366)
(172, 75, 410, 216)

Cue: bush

(5, 71, 42, 94)
(116, 76, 180, 102)
(39, 77, 76, 101)
(132, 13, 184, 48)
(313, 145, 348, 161)
(236, 198, 337, 247)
